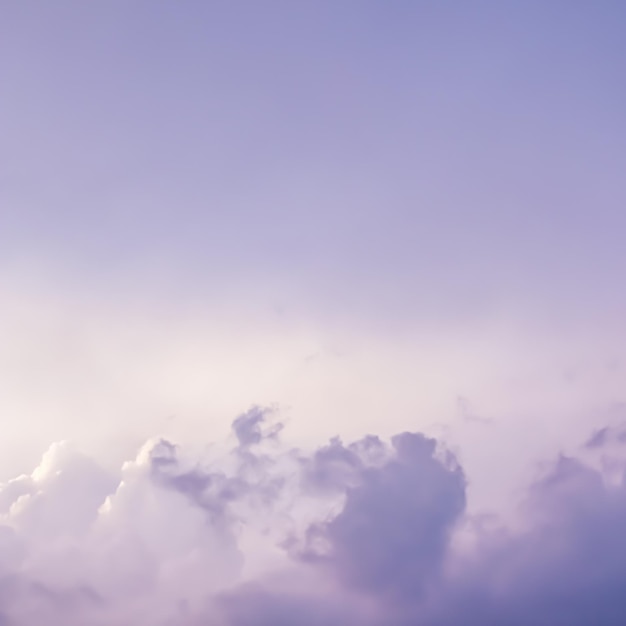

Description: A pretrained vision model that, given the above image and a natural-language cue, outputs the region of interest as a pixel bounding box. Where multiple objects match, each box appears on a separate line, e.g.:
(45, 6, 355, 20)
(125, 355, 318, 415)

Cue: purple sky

(3, 2, 625, 321)
(1, 2, 626, 624)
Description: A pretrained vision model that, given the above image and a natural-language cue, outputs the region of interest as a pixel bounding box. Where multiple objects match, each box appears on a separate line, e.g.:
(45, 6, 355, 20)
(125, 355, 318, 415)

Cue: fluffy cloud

(0, 409, 625, 625)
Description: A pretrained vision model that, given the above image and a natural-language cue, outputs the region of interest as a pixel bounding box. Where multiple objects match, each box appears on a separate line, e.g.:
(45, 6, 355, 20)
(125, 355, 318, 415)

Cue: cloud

(232, 407, 283, 449)
(297, 433, 466, 600)
(414, 450, 626, 626)
(217, 416, 626, 626)
(0, 410, 625, 624)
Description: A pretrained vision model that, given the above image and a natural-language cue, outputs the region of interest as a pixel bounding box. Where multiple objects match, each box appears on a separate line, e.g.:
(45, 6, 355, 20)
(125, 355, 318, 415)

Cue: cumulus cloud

(0, 409, 625, 625)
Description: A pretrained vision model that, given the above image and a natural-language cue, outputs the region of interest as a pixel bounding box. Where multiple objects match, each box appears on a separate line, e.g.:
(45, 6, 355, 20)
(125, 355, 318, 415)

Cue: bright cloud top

(0, 409, 625, 625)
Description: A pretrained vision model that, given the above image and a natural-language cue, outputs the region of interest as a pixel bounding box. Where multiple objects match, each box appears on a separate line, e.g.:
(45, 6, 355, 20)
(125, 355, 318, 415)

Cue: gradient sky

(1, 3, 626, 624)
(3, 2, 625, 314)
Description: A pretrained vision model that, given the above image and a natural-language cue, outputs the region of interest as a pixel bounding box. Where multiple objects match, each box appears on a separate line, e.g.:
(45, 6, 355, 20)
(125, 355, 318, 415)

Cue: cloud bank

(0, 410, 625, 625)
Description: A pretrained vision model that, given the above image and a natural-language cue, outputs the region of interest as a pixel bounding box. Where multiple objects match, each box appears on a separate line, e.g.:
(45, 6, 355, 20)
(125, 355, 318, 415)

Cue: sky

(1, 1, 626, 624)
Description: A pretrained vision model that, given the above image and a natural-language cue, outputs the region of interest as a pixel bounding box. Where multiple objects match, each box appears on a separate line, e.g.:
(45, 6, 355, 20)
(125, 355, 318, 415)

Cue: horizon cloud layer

(0, 409, 624, 625)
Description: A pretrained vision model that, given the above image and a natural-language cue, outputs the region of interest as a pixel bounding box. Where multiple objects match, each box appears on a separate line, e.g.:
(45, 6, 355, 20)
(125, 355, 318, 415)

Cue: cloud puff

(0, 409, 626, 625)
(298, 433, 466, 599)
